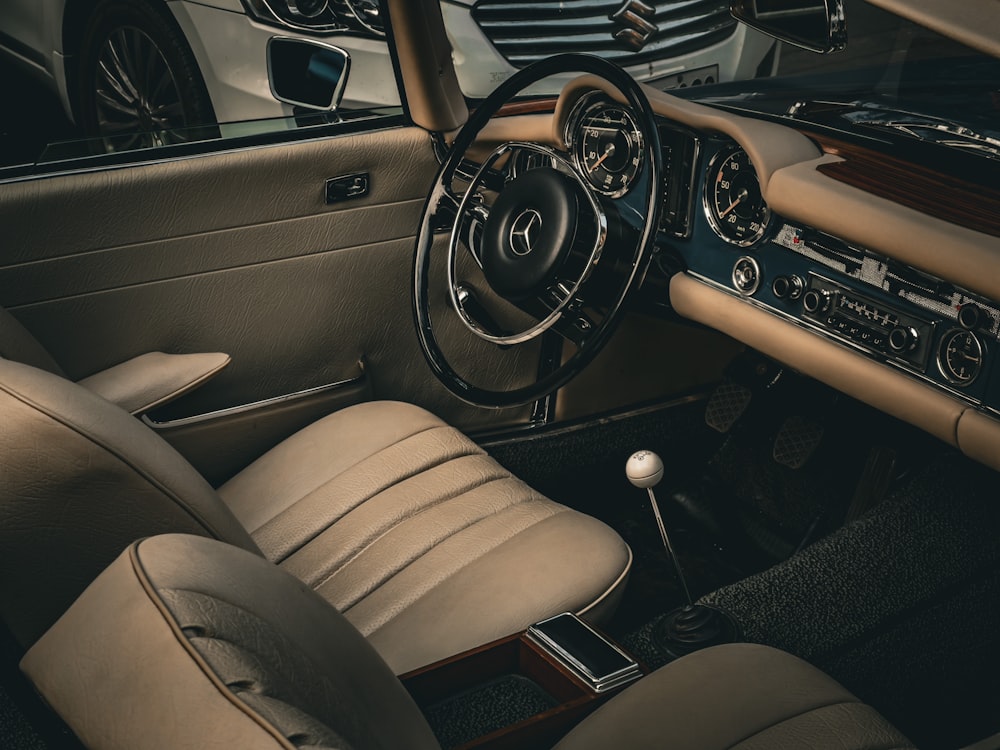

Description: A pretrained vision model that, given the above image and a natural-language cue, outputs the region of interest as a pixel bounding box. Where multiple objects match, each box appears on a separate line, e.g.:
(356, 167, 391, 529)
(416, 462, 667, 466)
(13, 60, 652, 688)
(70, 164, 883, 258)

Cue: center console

(400, 613, 645, 749)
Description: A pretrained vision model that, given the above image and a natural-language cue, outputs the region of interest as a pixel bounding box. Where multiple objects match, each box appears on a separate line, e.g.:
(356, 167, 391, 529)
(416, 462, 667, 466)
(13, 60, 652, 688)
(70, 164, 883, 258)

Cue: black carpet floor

(490, 375, 1000, 749)
(701, 452, 1000, 749)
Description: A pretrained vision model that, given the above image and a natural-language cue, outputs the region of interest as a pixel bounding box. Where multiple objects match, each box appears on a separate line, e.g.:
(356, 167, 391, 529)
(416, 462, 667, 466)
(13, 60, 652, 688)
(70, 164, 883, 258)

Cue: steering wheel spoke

(413, 54, 662, 408)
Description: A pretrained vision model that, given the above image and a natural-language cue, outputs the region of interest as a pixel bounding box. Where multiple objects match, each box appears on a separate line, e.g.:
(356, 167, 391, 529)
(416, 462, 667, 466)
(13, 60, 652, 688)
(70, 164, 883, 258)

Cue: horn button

(482, 167, 583, 300)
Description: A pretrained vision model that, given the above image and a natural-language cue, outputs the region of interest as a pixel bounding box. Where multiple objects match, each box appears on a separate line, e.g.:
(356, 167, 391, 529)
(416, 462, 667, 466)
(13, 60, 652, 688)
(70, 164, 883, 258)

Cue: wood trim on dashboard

(808, 133, 1000, 238)
(495, 98, 559, 117)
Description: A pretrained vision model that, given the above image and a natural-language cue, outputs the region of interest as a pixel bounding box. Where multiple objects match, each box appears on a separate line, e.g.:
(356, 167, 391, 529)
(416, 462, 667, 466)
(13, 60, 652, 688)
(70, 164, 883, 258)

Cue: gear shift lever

(627, 450, 739, 658)
(625, 450, 694, 607)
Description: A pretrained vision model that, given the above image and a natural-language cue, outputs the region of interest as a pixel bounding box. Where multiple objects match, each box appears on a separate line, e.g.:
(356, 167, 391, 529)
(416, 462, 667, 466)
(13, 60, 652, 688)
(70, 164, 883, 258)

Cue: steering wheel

(413, 54, 663, 408)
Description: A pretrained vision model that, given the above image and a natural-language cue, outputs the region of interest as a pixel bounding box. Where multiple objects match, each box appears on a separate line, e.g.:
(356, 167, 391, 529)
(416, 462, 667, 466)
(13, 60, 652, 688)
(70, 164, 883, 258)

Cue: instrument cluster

(565, 94, 645, 198)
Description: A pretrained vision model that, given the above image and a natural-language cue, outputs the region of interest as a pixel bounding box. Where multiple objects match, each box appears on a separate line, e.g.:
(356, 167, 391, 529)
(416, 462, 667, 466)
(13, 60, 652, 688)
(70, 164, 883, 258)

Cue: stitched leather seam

(305, 467, 513, 591)
(340, 498, 562, 615)
(258, 427, 484, 563)
(255, 422, 457, 532)
(0, 381, 245, 546)
(156, 586, 350, 748)
(4, 197, 425, 271)
(125, 356, 231, 415)
(576, 544, 633, 617)
(129, 542, 297, 750)
(11, 234, 420, 308)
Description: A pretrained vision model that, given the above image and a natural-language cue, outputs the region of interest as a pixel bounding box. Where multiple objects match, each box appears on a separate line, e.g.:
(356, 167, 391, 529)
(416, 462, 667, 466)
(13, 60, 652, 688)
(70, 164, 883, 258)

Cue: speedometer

(572, 101, 643, 198)
(705, 147, 770, 246)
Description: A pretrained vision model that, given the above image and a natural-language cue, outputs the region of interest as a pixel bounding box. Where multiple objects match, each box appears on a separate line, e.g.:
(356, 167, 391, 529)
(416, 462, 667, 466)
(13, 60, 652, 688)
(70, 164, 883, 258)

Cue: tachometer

(705, 147, 770, 246)
(572, 101, 643, 197)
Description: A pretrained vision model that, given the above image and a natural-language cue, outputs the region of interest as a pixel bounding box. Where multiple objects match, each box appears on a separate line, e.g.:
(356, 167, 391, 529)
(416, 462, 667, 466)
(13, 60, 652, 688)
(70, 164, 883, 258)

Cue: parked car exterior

(0, 0, 776, 139)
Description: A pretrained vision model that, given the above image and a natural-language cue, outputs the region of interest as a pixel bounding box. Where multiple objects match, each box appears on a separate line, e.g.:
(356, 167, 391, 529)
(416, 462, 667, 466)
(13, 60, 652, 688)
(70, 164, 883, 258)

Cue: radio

(798, 275, 934, 370)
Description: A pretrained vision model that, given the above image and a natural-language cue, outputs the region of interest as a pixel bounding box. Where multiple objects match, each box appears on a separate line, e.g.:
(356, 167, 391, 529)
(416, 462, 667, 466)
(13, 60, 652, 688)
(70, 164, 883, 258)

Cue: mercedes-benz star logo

(509, 208, 542, 257)
(610, 0, 658, 52)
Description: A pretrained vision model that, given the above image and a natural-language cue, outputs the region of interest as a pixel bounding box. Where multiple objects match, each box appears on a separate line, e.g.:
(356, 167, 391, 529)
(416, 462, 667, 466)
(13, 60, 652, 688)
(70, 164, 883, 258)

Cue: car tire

(77, 0, 217, 149)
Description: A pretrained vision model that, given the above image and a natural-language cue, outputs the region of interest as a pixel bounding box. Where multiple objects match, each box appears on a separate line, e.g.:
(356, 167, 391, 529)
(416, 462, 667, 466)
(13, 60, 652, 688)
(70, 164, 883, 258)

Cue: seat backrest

(21, 534, 441, 750)
(0, 358, 259, 648)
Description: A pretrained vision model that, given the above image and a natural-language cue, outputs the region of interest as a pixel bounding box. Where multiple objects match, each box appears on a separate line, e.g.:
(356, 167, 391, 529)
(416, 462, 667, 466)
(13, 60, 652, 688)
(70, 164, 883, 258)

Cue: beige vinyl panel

(956, 410, 1000, 474)
(670, 273, 1000, 474)
(0, 126, 537, 452)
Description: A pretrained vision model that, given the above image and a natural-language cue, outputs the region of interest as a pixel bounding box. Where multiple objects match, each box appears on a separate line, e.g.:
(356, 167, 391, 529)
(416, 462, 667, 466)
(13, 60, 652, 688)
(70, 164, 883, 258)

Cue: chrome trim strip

(687, 270, 990, 411)
(476, 391, 709, 445)
(526, 614, 642, 694)
(142, 363, 366, 429)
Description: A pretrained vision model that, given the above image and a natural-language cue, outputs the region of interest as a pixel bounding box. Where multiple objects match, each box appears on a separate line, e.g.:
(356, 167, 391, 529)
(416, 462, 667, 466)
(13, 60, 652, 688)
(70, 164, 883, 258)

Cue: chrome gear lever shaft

(625, 450, 693, 607)
(626, 449, 740, 658)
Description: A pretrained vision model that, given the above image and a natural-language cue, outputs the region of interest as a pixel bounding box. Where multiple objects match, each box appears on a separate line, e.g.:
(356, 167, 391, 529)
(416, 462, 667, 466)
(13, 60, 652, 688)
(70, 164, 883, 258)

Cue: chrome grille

(471, 0, 737, 68)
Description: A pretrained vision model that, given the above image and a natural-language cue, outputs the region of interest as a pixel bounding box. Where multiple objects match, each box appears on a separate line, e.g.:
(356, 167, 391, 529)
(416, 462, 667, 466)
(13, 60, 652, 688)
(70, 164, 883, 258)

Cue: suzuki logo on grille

(610, 0, 658, 51)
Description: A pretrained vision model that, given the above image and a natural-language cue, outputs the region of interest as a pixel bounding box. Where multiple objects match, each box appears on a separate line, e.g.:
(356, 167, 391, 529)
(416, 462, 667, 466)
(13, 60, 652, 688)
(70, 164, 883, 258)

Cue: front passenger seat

(0, 358, 630, 674)
(22, 534, 915, 750)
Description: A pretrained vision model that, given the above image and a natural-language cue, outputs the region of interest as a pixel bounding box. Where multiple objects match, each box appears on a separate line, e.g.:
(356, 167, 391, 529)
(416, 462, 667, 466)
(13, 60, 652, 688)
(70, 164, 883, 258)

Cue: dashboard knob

(731, 257, 761, 296)
(802, 289, 831, 314)
(958, 304, 982, 330)
(888, 326, 919, 353)
(772, 275, 804, 300)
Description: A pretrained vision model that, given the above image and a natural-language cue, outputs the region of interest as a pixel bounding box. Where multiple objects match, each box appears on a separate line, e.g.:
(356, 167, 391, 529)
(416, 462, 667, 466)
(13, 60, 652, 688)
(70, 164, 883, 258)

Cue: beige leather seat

(22, 534, 915, 750)
(0, 358, 630, 674)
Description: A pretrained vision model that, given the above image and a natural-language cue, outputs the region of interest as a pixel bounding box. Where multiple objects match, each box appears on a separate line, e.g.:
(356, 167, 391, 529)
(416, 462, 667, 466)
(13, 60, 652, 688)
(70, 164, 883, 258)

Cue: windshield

(450, 0, 999, 159)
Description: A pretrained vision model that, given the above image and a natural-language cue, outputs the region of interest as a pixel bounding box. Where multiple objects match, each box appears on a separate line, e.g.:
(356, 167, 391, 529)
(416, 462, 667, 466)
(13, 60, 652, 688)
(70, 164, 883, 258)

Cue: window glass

(0, 0, 401, 172)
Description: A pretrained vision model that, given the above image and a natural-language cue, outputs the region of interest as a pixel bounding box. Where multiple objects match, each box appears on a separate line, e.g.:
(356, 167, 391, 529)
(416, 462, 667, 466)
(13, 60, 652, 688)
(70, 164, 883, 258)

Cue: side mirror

(731, 0, 846, 54)
(267, 38, 351, 111)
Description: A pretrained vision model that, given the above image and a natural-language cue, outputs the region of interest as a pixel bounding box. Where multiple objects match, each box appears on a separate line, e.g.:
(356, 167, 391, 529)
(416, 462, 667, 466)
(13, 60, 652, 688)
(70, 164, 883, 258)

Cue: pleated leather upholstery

(220, 400, 632, 674)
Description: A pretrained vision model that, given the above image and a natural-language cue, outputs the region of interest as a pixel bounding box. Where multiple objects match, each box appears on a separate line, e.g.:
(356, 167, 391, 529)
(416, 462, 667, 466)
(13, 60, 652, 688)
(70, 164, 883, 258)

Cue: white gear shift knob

(626, 450, 664, 489)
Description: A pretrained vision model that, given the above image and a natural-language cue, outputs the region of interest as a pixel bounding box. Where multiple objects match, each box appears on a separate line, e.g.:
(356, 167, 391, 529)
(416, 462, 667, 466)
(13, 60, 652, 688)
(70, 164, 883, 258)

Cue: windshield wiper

(842, 107, 1000, 160)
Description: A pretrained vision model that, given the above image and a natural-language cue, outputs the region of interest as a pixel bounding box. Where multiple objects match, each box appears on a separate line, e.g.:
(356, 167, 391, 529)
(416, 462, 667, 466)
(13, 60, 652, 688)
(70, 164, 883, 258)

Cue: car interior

(1, 0, 999, 748)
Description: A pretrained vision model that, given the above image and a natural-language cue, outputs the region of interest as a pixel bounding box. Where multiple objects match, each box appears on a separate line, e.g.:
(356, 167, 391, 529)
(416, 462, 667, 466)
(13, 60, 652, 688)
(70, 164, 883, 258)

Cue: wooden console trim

(400, 631, 645, 750)
(808, 133, 1000, 238)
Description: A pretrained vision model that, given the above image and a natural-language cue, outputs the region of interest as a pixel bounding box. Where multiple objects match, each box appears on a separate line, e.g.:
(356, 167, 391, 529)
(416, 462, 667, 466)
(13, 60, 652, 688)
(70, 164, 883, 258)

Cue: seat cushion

(555, 642, 915, 750)
(21, 534, 441, 750)
(219, 400, 632, 673)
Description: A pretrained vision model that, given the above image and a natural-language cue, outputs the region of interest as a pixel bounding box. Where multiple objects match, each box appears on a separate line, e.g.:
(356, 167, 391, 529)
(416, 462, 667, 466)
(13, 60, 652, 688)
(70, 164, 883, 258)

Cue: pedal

(704, 382, 752, 434)
(772, 415, 824, 469)
(844, 446, 897, 523)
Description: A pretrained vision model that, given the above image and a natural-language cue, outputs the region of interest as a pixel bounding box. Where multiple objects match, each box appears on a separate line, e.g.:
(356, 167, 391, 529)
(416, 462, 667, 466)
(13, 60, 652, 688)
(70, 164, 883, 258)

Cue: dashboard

(660, 129, 1000, 413)
(528, 77, 1000, 472)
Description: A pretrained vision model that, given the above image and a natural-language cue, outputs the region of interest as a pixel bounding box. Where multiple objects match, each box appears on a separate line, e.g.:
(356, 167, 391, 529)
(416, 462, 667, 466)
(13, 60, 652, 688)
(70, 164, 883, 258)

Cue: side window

(0, 0, 402, 172)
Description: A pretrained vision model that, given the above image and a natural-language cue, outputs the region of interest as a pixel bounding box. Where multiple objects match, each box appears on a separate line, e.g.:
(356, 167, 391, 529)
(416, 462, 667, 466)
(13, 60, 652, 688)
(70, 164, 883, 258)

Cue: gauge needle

(589, 144, 616, 173)
(719, 188, 749, 218)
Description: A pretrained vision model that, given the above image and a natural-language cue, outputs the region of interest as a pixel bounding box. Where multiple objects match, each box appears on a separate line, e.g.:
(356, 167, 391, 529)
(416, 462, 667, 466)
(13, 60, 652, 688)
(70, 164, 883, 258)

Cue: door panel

(0, 126, 538, 480)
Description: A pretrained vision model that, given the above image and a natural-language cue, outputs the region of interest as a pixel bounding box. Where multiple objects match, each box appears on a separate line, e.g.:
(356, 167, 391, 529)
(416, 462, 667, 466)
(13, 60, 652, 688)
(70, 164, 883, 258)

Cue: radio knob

(771, 275, 804, 300)
(888, 326, 919, 353)
(802, 289, 831, 314)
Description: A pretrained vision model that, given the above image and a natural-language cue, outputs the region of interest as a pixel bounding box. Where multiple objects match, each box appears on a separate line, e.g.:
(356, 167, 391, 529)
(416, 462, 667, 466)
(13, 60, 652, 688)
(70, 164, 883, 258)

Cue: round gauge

(573, 102, 643, 197)
(938, 329, 984, 385)
(705, 148, 770, 246)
